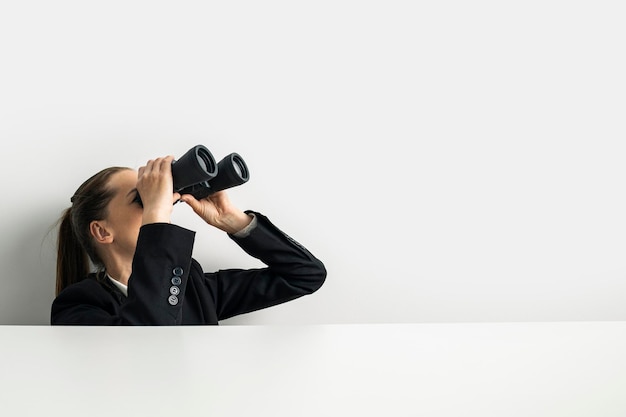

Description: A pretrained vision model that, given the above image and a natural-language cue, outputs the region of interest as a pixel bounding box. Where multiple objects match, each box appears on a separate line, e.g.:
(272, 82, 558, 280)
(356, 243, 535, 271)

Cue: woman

(51, 155, 326, 325)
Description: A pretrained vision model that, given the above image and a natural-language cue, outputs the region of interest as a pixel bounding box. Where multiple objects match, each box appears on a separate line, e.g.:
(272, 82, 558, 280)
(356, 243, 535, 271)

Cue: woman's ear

(89, 220, 113, 244)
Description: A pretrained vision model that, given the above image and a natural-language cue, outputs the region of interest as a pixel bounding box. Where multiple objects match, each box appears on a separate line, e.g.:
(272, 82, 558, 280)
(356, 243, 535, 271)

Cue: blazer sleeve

(211, 211, 327, 321)
(121, 223, 196, 324)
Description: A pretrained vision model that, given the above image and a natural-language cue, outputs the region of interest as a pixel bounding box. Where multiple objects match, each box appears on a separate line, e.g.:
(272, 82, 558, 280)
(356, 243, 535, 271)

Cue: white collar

(107, 274, 128, 297)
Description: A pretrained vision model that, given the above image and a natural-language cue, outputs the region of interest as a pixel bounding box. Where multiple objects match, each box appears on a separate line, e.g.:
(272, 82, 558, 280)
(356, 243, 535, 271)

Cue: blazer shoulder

(51, 276, 121, 324)
(56, 275, 113, 299)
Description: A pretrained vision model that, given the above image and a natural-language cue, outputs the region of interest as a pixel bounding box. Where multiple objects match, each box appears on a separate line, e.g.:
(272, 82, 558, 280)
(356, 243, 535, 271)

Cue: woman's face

(101, 169, 144, 256)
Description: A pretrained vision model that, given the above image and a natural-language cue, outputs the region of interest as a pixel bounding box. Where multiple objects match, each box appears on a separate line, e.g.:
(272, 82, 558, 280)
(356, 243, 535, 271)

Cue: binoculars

(173, 144, 249, 199)
(134, 145, 249, 205)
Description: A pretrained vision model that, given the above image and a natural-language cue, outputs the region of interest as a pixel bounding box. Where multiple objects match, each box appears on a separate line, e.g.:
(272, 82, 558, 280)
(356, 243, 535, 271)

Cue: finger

(142, 159, 155, 176)
(160, 155, 175, 174)
(180, 194, 200, 212)
(151, 155, 173, 173)
(151, 157, 164, 172)
(207, 190, 230, 206)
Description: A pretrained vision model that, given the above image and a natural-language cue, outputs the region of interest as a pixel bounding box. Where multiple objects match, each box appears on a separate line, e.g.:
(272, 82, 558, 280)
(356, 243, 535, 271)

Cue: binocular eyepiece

(172, 145, 249, 199)
(134, 145, 249, 205)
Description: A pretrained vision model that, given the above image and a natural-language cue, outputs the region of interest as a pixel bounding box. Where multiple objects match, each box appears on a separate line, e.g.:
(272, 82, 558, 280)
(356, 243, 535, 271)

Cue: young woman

(52, 155, 326, 325)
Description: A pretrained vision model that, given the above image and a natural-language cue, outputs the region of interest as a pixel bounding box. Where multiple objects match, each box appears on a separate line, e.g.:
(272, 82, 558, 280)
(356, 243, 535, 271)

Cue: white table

(1, 322, 625, 416)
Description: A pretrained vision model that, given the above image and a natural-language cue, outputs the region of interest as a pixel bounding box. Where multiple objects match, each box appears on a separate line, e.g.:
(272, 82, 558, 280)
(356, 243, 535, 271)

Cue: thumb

(180, 194, 201, 213)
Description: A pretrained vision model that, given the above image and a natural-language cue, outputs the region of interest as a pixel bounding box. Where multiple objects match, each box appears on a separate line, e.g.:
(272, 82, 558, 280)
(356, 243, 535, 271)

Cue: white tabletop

(1, 322, 625, 417)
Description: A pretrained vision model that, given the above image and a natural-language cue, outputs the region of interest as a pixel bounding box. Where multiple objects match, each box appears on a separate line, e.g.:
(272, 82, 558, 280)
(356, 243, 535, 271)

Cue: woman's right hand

(137, 156, 181, 225)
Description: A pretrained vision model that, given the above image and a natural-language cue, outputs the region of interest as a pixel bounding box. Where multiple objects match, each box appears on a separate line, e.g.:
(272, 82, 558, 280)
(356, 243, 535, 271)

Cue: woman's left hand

(179, 191, 252, 234)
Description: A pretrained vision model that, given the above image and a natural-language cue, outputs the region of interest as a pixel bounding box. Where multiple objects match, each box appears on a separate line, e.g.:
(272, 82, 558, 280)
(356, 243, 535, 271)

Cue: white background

(0, 0, 624, 325)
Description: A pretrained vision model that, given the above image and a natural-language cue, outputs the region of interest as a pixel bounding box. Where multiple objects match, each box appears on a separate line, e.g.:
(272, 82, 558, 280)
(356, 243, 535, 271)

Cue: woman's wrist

(141, 208, 172, 225)
(214, 210, 253, 234)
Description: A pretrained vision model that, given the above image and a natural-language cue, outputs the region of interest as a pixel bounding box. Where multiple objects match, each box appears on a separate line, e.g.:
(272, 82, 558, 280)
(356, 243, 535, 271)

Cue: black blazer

(51, 211, 326, 325)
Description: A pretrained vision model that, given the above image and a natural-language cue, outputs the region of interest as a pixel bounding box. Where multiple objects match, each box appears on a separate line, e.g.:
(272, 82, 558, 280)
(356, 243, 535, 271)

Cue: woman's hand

(137, 156, 181, 225)
(180, 190, 252, 234)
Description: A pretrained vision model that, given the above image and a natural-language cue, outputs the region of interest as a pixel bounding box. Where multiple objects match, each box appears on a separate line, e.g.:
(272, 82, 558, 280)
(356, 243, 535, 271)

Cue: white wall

(1, 0, 624, 325)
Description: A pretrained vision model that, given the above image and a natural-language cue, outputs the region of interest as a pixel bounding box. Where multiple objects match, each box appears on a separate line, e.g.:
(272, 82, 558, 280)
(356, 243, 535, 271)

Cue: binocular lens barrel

(206, 153, 249, 194)
(196, 147, 216, 176)
(171, 145, 218, 191)
(232, 155, 246, 178)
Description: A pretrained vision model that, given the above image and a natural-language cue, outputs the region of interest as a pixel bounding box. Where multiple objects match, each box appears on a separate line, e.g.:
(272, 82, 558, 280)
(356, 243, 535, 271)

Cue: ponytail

(56, 207, 90, 296)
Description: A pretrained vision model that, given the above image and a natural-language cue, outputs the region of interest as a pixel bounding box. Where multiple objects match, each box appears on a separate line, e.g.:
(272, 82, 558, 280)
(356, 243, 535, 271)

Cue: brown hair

(56, 167, 131, 295)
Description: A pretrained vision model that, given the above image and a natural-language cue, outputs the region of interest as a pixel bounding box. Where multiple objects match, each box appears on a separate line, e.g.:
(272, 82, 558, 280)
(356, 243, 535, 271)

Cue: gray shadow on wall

(0, 208, 60, 325)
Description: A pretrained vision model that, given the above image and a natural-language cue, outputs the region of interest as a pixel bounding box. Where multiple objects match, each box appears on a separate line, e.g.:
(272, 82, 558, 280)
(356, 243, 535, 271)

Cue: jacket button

(168, 295, 179, 306)
(173, 267, 184, 276)
(170, 286, 180, 296)
(171, 276, 182, 286)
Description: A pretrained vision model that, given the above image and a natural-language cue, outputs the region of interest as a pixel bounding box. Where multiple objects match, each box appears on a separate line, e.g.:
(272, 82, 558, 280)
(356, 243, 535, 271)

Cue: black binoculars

(134, 145, 249, 205)
(173, 144, 249, 199)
